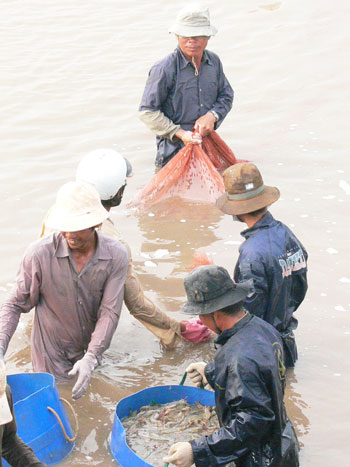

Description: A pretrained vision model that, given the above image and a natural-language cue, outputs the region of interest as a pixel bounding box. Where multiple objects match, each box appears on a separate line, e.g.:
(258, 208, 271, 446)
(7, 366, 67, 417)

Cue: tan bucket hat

(45, 181, 109, 232)
(0, 361, 13, 425)
(216, 163, 280, 215)
(169, 4, 218, 37)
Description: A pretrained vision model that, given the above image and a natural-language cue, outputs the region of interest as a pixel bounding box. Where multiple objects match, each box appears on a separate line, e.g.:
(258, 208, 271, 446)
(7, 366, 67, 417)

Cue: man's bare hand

(175, 129, 202, 145)
(194, 112, 216, 137)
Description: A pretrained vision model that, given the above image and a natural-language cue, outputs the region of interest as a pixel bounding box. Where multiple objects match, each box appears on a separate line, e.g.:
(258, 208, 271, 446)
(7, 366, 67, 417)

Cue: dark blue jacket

(139, 47, 233, 167)
(190, 313, 299, 467)
(234, 212, 308, 367)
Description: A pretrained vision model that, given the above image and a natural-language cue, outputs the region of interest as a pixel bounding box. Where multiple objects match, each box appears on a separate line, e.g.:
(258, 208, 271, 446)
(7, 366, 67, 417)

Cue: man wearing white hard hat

(0, 361, 46, 465)
(139, 3, 233, 167)
(40, 149, 212, 348)
(0, 182, 128, 400)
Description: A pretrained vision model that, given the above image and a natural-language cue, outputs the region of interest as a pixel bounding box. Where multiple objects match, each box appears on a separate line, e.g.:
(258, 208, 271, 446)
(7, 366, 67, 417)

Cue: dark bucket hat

(216, 163, 280, 216)
(182, 265, 250, 315)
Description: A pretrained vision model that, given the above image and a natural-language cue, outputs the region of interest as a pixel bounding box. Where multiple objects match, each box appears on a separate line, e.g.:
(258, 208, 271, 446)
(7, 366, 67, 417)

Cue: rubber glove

(163, 441, 194, 466)
(185, 362, 208, 388)
(68, 351, 97, 400)
(181, 318, 212, 343)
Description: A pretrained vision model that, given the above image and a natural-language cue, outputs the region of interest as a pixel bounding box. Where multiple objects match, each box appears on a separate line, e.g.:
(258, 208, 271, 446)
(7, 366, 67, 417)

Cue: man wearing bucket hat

(0, 361, 46, 466)
(139, 3, 233, 167)
(163, 265, 300, 467)
(0, 181, 128, 400)
(216, 163, 308, 368)
(39, 148, 211, 348)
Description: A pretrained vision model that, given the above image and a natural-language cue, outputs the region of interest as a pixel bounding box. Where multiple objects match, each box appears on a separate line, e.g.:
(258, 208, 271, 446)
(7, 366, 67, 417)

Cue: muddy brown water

(1, 1, 349, 465)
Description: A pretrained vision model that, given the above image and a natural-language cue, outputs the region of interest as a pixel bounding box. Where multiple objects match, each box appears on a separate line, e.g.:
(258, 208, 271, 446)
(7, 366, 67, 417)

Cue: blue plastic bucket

(2, 373, 76, 466)
(110, 384, 215, 467)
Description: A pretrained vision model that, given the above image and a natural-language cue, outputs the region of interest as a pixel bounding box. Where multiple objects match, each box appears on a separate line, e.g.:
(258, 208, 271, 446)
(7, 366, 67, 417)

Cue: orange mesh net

(187, 251, 214, 271)
(201, 131, 237, 169)
(130, 132, 237, 209)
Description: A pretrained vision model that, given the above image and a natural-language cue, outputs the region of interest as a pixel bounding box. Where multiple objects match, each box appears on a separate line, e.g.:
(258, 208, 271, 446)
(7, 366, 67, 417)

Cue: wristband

(209, 110, 219, 122)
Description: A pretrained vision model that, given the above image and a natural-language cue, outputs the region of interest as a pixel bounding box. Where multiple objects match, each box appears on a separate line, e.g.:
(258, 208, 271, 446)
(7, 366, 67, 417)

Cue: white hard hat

(76, 149, 130, 201)
(45, 181, 109, 232)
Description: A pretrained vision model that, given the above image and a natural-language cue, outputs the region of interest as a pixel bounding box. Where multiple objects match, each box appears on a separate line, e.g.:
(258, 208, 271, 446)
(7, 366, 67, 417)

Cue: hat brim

(182, 282, 250, 315)
(0, 389, 13, 425)
(169, 24, 218, 37)
(216, 186, 280, 216)
(45, 204, 109, 232)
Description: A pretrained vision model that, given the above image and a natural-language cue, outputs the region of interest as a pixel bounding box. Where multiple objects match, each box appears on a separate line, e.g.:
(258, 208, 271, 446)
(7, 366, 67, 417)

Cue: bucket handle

(47, 397, 79, 443)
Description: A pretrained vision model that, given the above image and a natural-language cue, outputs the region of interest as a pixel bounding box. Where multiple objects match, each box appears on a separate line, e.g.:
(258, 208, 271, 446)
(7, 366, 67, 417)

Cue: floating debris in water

(326, 248, 338, 255)
(339, 180, 350, 195)
(153, 249, 169, 259)
(122, 399, 219, 466)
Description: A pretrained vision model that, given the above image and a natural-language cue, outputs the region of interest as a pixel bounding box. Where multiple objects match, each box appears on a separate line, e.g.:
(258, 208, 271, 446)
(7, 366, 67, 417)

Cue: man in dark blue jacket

(139, 4, 233, 167)
(163, 265, 299, 467)
(216, 163, 308, 368)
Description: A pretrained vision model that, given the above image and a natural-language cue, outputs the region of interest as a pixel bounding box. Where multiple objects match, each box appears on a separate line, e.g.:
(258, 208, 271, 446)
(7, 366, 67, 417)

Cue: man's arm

(2, 387, 46, 466)
(86, 245, 128, 358)
(208, 57, 234, 128)
(234, 251, 268, 319)
(69, 244, 128, 399)
(0, 246, 41, 356)
(191, 359, 276, 466)
(139, 62, 202, 145)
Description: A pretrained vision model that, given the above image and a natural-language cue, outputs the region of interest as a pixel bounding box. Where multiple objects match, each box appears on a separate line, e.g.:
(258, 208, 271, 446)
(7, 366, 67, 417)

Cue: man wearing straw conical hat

(0, 360, 46, 465)
(0, 181, 128, 400)
(139, 3, 233, 168)
(216, 163, 308, 368)
(39, 149, 212, 348)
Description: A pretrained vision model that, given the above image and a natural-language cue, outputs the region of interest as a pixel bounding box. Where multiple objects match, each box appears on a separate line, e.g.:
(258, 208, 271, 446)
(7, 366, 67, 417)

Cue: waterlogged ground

(1, 0, 350, 466)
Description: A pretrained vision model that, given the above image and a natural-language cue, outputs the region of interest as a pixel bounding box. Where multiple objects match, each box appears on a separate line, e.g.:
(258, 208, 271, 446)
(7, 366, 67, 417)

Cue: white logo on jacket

(279, 248, 306, 278)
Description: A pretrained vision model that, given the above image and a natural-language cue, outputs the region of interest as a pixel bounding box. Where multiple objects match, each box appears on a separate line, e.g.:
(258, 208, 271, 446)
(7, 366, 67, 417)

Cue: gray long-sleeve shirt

(139, 46, 233, 166)
(0, 232, 128, 381)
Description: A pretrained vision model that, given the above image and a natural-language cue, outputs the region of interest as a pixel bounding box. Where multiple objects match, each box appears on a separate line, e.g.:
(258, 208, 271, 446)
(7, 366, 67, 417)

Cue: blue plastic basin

(110, 384, 215, 467)
(2, 373, 75, 466)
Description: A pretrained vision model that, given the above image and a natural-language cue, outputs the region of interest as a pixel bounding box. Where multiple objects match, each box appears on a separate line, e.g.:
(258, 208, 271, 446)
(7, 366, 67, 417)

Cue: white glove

(163, 441, 194, 466)
(185, 361, 208, 388)
(68, 352, 97, 400)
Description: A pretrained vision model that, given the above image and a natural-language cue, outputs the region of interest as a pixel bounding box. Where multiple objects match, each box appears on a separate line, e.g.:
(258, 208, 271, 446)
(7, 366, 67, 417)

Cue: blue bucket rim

(111, 384, 215, 467)
(7, 372, 56, 404)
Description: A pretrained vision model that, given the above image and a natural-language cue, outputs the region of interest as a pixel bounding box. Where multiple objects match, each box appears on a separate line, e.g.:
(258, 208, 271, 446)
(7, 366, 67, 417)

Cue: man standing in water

(71, 149, 211, 347)
(164, 265, 299, 467)
(216, 163, 308, 368)
(0, 181, 128, 400)
(139, 4, 233, 167)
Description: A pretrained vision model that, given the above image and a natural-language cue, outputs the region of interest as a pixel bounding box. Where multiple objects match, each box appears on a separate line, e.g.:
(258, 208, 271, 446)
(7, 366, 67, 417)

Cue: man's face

(62, 227, 95, 250)
(198, 313, 218, 334)
(177, 35, 209, 60)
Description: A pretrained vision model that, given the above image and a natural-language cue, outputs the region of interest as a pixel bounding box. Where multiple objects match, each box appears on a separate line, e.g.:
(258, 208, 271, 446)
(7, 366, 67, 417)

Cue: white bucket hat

(45, 181, 109, 232)
(169, 4, 218, 37)
(0, 361, 13, 425)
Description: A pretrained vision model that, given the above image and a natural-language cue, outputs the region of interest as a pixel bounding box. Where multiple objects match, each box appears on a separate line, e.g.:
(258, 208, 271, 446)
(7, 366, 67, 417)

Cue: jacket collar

(214, 311, 254, 346)
(240, 211, 276, 240)
(177, 47, 212, 70)
(54, 231, 112, 260)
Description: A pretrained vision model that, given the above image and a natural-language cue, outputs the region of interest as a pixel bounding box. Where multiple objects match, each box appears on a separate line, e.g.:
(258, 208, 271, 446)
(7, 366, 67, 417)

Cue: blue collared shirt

(140, 47, 233, 166)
